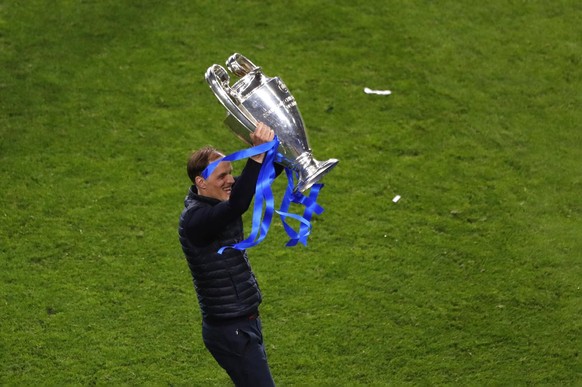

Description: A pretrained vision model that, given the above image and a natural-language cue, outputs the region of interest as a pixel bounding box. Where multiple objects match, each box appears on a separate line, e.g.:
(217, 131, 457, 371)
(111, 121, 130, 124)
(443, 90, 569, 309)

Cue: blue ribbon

(218, 139, 279, 253)
(202, 139, 279, 180)
(201, 139, 325, 253)
(276, 168, 324, 246)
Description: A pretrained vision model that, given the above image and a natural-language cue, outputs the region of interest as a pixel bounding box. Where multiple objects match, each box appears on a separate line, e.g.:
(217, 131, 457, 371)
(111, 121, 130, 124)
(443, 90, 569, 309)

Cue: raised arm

(182, 123, 276, 245)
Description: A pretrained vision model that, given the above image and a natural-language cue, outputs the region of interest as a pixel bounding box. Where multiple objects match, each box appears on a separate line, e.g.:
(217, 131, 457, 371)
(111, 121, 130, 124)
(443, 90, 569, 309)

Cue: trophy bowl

(205, 53, 338, 193)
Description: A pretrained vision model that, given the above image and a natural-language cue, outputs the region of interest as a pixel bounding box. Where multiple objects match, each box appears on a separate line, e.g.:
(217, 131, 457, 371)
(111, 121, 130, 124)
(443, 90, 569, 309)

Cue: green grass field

(1, 0, 581, 385)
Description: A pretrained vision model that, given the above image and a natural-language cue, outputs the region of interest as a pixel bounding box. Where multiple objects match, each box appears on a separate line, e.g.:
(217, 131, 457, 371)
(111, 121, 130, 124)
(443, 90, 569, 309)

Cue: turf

(1, 0, 581, 385)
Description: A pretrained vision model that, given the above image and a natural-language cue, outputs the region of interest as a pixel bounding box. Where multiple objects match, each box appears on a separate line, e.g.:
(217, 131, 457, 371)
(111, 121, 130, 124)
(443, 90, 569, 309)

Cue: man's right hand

(250, 122, 275, 164)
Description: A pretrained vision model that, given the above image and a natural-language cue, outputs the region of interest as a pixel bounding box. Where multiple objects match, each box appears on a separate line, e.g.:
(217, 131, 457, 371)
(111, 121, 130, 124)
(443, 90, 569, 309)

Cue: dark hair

(187, 146, 223, 183)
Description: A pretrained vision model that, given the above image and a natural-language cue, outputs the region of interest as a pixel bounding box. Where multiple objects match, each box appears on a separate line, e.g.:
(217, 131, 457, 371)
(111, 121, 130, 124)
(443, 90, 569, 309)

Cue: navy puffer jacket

(178, 191, 262, 321)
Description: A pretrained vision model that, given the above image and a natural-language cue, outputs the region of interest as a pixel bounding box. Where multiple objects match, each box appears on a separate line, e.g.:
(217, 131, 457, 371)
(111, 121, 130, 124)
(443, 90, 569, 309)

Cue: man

(178, 122, 277, 386)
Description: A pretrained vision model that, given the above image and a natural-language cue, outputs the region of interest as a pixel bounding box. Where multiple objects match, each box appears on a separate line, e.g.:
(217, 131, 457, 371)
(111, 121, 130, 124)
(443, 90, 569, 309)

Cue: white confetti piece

(392, 195, 401, 203)
(364, 87, 392, 96)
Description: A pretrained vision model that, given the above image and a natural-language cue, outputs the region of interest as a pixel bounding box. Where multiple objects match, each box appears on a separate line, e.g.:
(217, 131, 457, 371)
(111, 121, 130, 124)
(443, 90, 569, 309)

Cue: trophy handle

(226, 53, 260, 77)
(205, 64, 258, 133)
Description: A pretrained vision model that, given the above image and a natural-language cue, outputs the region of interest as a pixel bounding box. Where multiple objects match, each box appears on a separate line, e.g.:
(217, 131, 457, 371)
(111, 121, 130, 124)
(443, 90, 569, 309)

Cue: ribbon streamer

(276, 168, 324, 246)
(200, 139, 325, 253)
(202, 139, 278, 180)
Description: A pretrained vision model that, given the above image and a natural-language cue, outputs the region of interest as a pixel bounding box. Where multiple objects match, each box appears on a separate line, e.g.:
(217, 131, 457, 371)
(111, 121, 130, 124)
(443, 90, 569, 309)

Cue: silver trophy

(205, 53, 338, 192)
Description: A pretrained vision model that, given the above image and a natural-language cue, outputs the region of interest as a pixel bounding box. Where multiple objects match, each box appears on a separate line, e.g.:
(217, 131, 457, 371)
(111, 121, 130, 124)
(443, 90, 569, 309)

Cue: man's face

(202, 161, 234, 201)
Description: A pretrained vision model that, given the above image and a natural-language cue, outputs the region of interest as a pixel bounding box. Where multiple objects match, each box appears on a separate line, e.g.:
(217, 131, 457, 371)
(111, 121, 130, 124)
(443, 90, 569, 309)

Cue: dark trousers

(202, 315, 275, 387)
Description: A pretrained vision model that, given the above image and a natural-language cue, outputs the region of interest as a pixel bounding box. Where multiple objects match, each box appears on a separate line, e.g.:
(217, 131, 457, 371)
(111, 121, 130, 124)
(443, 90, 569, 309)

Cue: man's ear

(195, 176, 206, 190)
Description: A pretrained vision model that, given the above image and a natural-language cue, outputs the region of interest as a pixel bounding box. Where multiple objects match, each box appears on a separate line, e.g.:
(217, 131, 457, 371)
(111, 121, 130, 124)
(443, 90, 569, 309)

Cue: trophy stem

(294, 152, 339, 193)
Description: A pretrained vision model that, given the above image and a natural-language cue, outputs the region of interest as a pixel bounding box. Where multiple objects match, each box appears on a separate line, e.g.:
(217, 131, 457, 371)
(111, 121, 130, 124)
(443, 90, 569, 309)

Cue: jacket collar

(185, 185, 221, 207)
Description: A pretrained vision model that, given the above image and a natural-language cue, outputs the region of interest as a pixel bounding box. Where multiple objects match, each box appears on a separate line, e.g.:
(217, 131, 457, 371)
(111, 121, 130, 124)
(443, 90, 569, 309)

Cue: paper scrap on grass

(392, 195, 401, 203)
(364, 87, 392, 96)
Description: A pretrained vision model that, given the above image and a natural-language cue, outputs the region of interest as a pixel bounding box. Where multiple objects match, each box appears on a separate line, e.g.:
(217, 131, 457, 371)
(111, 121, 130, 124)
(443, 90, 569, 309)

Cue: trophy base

(295, 158, 339, 193)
